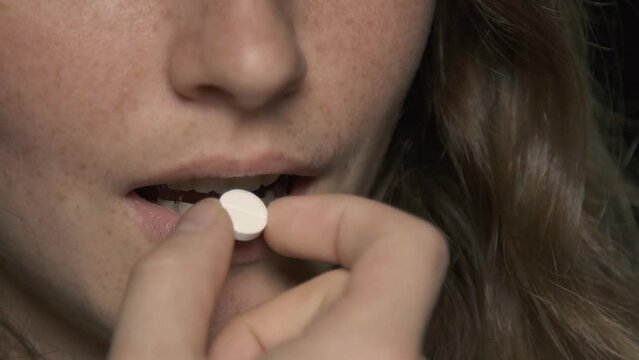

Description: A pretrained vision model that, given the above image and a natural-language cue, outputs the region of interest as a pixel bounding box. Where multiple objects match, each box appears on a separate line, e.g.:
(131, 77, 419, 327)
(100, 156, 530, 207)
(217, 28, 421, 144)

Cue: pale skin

(0, 1, 448, 359)
(110, 197, 449, 359)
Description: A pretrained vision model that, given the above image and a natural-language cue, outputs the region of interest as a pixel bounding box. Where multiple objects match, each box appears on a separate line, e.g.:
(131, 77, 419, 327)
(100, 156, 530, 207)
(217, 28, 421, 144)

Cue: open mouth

(134, 174, 296, 214)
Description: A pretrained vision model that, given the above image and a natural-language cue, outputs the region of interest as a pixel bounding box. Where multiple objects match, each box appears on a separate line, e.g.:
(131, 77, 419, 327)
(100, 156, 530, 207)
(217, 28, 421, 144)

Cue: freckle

(54, 63, 63, 84)
(56, 192, 68, 202)
(345, 16, 354, 27)
(181, 122, 194, 138)
(113, 89, 128, 114)
(162, 8, 174, 21)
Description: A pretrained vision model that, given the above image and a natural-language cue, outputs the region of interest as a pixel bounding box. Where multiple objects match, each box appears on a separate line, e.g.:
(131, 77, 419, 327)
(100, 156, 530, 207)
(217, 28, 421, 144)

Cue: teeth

(156, 189, 278, 214)
(262, 189, 277, 206)
(167, 174, 280, 194)
(157, 199, 194, 215)
(259, 174, 280, 187)
(156, 176, 287, 214)
(193, 178, 230, 194)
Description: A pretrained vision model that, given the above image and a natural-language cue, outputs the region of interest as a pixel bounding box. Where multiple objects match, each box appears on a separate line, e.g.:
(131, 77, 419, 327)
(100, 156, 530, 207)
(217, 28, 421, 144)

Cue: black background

(591, 0, 639, 179)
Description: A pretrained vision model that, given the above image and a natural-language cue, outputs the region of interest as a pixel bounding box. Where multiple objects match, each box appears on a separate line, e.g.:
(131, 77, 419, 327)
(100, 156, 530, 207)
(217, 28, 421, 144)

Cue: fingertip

(266, 194, 323, 217)
(176, 197, 231, 233)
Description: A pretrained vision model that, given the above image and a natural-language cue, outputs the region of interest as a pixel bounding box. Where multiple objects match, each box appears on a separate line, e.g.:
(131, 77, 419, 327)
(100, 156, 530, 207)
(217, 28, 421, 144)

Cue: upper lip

(127, 150, 323, 192)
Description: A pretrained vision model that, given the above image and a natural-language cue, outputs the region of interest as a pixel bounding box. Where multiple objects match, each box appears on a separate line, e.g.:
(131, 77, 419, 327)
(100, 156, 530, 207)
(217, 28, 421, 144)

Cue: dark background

(590, 0, 639, 180)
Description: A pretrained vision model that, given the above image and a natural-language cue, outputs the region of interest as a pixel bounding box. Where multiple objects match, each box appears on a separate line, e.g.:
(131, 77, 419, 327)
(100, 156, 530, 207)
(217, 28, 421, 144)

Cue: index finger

(264, 194, 449, 353)
(109, 199, 235, 360)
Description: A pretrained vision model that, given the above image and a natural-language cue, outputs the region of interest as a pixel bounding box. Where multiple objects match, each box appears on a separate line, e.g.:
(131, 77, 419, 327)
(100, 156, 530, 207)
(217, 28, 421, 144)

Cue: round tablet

(219, 189, 268, 241)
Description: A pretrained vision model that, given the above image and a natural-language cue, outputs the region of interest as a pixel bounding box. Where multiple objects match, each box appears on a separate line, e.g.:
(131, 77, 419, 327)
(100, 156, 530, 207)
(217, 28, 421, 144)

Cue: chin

(206, 255, 319, 337)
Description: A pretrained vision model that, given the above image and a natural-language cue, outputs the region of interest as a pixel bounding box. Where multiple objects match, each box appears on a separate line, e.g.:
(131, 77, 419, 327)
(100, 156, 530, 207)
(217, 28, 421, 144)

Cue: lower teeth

(157, 199, 194, 215)
(156, 189, 279, 215)
(262, 189, 277, 205)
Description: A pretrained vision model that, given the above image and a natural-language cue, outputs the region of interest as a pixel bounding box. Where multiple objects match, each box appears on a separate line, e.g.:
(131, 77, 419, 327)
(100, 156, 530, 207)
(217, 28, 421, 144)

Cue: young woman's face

(0, 0, 434, 353)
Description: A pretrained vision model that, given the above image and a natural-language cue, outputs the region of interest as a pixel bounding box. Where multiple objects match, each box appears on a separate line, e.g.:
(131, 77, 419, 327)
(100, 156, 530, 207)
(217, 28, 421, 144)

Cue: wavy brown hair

(373, 0, 639, 359)
(2, 1, 638, 359)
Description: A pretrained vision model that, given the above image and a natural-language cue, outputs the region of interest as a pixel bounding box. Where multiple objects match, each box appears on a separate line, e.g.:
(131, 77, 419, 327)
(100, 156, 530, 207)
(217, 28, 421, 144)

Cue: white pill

(219, 189, 267, 241)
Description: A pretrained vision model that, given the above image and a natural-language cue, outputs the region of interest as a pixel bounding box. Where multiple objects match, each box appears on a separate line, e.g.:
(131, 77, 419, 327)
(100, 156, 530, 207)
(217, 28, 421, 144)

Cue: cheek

(292, 1, 433, 182)
(0, 6, 161, 298)
(0, 5, 159, 191)
(300, 0, 432, 134)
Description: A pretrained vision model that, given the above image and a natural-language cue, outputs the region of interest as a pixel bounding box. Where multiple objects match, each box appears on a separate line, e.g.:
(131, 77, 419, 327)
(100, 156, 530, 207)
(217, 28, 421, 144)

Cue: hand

(108, 195, 449, 360)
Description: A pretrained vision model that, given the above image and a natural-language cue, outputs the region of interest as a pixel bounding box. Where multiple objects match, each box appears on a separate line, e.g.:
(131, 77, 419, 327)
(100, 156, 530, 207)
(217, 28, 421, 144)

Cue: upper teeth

(166, 174, 280, 194)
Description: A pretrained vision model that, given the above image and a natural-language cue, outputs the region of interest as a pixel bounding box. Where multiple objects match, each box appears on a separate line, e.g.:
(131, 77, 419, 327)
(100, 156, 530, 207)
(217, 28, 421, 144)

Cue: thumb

(109, 198, 234, 360)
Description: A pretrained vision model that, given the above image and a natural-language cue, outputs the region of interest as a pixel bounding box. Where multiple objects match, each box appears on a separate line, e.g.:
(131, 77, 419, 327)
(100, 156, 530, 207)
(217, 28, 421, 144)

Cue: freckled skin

(0, 1, 435, 358)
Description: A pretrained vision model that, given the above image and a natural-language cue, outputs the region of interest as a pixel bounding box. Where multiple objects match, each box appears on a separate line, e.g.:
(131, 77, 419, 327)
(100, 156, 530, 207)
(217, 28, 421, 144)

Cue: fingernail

(176, 198, 220, 233)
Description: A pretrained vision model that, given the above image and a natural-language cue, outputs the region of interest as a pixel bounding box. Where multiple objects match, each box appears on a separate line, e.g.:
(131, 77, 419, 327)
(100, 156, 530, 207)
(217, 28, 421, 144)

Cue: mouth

(125, 174, 314, 265)
(133, 174, 296, 215)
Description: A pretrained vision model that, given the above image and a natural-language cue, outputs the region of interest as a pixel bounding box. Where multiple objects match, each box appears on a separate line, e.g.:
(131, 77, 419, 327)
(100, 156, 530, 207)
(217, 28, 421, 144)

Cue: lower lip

(125, 176, 313, 265)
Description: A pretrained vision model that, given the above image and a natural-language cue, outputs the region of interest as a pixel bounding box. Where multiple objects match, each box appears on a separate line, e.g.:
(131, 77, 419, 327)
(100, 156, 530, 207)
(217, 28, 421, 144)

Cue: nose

(168, 1, 306, 110)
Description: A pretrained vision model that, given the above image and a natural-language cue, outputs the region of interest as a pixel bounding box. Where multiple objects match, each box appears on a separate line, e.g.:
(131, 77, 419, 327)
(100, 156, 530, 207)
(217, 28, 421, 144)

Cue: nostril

(194, 85, 225, 98)
(184, 85, 234, 105)
(188, 82, 292, 110)
(195, 85, 218, 95)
